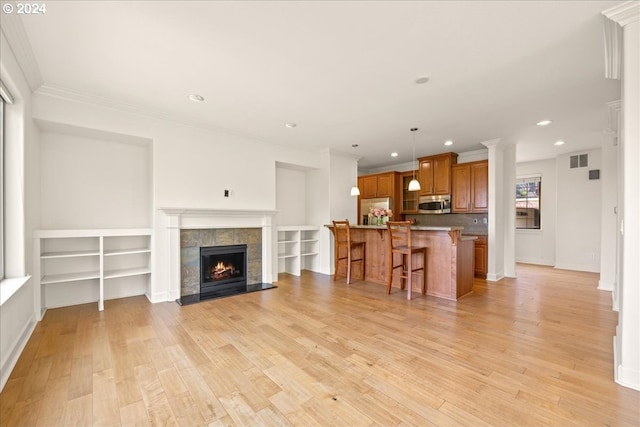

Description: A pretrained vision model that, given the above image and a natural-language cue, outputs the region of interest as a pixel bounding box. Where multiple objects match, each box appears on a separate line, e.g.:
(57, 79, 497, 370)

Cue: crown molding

(602, 1, 640, 27)
(34, 84, 321, 155)
(603, 17, 623, 79)
(34, 84, 266, 142)
(602, 2, 639, 79)
(35, 84, 181, 122)
(0, 13, 43, 91)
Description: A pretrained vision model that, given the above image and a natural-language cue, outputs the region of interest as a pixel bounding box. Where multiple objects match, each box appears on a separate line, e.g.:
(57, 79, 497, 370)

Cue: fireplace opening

(200, 244, 247, 295)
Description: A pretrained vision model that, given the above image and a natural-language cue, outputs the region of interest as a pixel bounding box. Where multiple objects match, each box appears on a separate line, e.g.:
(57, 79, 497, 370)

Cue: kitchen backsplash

(405, 213, 488, 235)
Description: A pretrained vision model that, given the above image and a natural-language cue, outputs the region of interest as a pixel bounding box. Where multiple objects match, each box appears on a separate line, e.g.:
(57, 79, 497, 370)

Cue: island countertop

(326, 225, 475, 300)
(343, 224, 465, 232)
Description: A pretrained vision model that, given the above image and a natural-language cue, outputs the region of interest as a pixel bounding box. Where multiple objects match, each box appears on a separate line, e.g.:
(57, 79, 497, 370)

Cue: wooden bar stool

(332, 220, 366, 284)
(386, 221, 427, 300)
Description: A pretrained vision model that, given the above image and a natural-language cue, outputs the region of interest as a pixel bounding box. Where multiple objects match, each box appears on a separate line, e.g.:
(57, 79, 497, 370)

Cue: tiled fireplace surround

(159, 208, 277, 301)
(180, 228, 262, 296)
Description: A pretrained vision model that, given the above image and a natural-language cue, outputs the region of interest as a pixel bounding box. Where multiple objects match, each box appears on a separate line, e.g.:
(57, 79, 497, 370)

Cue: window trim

(0, 80, 14, 281)
(1, 95, 4, 280)
(516, 175, 542, 230)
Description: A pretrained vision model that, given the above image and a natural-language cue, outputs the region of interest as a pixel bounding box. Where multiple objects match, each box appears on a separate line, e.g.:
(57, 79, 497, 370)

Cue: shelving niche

(34, 229, 152, 317)
(277, 226, 319, 276)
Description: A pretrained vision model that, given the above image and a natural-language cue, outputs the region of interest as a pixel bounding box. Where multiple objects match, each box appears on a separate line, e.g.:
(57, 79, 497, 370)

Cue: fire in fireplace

(200, 244, 247, 295)
(211, 261, 239, 280)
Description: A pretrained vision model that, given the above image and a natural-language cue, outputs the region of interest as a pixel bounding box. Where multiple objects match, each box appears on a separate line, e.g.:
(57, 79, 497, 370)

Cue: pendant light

(408, 128, 421, 191)
(350, 144, 361, 196)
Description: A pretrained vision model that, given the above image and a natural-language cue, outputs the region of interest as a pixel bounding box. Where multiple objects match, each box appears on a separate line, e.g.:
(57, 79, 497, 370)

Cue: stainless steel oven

(418, 195, 451, 214)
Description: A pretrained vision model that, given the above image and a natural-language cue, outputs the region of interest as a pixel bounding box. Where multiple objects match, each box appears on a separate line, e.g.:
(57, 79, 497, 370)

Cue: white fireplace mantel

(154, 207, 278, 302)
(160, 207, 278, 228)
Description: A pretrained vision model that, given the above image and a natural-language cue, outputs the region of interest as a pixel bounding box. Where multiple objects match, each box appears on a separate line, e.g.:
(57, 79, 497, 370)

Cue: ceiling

(4, 0, 622, 169)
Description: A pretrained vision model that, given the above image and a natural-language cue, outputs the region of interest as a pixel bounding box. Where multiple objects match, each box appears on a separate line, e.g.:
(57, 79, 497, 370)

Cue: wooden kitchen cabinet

(357, 172, 401, 223)
(474, 235, 488, 278)
(361, 175, 379, 198)
(452, 160, 488, 213)
(418, 152, 458, 196)
(401, 171, 419, 213)
(360, 172, 396, 198)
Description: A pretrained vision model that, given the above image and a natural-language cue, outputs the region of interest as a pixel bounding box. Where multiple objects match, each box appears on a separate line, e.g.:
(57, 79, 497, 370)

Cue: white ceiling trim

(35, 84, 278, 146)
(603, 18, 623, 80)
(602, 1, 640, 26)
(36, 83, 185, 123)
(0, 13, 43, 90)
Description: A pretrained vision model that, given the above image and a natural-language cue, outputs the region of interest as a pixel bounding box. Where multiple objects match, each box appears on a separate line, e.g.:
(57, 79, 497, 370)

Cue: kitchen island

(327, 224, 476, 300)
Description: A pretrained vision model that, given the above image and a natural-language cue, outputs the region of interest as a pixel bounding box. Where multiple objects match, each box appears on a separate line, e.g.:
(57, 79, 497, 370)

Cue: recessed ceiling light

(537, 119, 552, 126)
(554, 140, 565, 146)
(415, 76, 430, 84)
(391, 152, 399, 157)
(285, 123, 297, 128)
(444, 140, 453, 146)
(188, 94, 205, 102)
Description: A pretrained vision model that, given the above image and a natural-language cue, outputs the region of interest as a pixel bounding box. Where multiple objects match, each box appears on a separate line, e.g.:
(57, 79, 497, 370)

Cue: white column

(599, 101, 620, 295)
(481, 139, 516, 281)
(502, 144, 517, 278)
(603, 1, 640, 391)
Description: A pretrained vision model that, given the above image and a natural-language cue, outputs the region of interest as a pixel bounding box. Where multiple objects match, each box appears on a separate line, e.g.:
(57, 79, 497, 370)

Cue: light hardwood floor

(1, 264, 638, 426)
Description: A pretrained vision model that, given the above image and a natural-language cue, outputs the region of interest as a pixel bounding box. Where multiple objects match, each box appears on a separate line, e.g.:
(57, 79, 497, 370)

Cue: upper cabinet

(418, 152, 458, 196)
(401, 171, 419, 213)
(361, 172, 396, 198)
(452, 160, 488, 213)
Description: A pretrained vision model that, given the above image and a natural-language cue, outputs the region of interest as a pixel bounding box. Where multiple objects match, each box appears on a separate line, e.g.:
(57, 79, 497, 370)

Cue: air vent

(570, 154, 588, 169)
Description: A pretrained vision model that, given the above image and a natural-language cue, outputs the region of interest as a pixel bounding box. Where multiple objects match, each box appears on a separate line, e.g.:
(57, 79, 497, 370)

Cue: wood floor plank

(166, 391, 207, 427)
(1, 264, 639, 426)
(118, 400, 150, 427)
(63, 394, 93, 427)
(176, 366, 227, 423)
(35, 375, 70, 426)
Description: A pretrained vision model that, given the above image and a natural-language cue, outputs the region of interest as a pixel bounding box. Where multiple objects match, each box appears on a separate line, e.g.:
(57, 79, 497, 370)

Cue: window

(516, 176, 541, 229)
(0, 95, 4, 279)
(0, 80, 12, 280)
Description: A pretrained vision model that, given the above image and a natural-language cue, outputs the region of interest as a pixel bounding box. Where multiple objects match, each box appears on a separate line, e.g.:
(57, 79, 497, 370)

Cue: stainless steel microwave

(418, 195, 451, 214)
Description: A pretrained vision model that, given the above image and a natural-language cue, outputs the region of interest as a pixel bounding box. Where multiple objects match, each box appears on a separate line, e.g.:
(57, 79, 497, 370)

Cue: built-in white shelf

(41, 271, 101, 285)
(41, 250, 100, 259)
(277, 226, 319, 276)
(104, 248, 151, 257)
(34, 228, 152, 316)
(104, 267, 152, 280)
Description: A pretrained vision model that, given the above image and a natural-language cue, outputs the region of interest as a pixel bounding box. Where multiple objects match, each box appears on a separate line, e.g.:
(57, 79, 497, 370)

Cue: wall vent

(570, 153, 588, 169)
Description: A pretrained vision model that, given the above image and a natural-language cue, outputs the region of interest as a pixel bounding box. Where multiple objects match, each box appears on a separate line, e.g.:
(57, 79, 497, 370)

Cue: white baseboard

(597, 279, 614, 291)
(485, 272, 504, 282)
(553, 263, 600, 273)
(515, 257, 554, 266)
(146, 290, 171, 303)
(0, 314, 37, 392)
(614, 334, 640, 391)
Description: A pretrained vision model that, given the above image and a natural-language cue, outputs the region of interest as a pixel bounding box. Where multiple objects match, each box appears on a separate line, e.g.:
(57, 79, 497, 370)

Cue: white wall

(39, 130, 151, 229)
(457, 149, 489, 164)
(275, 166, 307, 226)
(555, 149, 602, 272)
(329, 151, 359, 225)
(29, 91, 343, 297)
(516, 150, 603, 273)
(306, 151, 332, 275)
(328, 150, 360, 275)
(515, 158, 557, 266)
